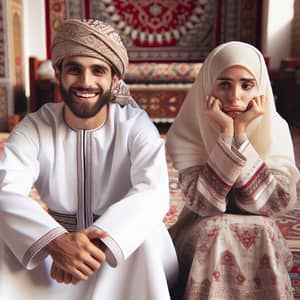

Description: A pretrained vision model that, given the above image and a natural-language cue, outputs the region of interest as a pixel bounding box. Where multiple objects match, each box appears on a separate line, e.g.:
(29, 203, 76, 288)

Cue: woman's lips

(222, 106, 245, 113)
(222, 106, 246, 119)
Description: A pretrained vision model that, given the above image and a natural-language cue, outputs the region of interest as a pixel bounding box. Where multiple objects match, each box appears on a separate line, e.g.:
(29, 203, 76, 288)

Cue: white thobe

(0, 102, 178, 300)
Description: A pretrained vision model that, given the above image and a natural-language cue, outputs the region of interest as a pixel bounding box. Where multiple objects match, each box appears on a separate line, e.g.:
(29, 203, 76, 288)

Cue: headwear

(51, 19, 129, 78)
(166, 41, 299, 185)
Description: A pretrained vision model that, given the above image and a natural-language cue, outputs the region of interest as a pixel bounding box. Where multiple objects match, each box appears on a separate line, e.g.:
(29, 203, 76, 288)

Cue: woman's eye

(219, 81, 230, 89)
(242, 82, 254, 90)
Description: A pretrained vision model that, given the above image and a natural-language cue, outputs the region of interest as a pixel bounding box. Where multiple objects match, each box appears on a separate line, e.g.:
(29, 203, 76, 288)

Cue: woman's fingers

(206, 96, 217, 109)
(251, 95, 265, 112)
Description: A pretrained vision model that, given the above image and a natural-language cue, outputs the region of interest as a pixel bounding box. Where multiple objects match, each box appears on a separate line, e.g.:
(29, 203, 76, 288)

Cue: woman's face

(211, 66, 259, 118)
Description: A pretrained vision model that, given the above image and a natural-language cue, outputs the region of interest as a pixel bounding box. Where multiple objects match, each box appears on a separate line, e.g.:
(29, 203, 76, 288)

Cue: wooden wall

(292, 0, 300, 56)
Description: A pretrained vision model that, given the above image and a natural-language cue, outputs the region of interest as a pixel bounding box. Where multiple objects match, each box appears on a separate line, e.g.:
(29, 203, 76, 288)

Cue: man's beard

(60, 83, 113, 119)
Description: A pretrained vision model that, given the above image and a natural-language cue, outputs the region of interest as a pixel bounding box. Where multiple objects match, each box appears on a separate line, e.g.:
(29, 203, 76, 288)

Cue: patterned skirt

(169, 207, 294, 300)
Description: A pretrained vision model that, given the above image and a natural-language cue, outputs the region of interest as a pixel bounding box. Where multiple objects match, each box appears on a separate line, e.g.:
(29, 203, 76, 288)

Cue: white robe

(0, 102, 178, 300)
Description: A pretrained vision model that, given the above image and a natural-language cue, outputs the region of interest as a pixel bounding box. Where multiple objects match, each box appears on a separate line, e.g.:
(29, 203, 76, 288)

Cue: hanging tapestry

(45, 0, 262, 62)
(89, 0, 218, 62)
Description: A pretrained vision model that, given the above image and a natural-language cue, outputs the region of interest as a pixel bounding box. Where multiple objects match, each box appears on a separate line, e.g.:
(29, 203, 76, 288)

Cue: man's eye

(93, 68, 105, 75)
(66, 67, 81, 74)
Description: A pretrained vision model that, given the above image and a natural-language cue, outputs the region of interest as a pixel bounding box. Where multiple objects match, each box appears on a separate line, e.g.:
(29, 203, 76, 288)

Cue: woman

(166, 41, 299, 299)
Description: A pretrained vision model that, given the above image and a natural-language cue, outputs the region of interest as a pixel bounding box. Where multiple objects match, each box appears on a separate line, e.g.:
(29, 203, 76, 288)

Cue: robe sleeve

(0, 119, 67, 270)
(92, 113, 169, 267)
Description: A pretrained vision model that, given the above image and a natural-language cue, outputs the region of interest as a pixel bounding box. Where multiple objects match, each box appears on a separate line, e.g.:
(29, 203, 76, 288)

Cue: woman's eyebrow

(216, 77, 256, 81)
(240, 78, 256, 81)
(216, 77, 232, 80)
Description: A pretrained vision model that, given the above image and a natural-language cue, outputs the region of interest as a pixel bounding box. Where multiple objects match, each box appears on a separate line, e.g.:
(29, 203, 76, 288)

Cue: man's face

(58, 56, 118, 119)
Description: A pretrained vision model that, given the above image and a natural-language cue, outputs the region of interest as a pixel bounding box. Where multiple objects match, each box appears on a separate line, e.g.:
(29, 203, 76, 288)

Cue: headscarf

(51, 19, 128, 78)
(166, 41, 299, 184)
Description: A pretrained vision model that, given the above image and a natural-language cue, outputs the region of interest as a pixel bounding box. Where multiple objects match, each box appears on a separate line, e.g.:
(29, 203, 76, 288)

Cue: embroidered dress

(169, 140, 295, 299)
(166, 41, 299, 299)
(0, 102, 178, 300)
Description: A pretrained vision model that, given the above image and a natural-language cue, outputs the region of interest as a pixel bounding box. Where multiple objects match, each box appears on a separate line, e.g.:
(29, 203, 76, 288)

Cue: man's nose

(79, 70, 93, 87)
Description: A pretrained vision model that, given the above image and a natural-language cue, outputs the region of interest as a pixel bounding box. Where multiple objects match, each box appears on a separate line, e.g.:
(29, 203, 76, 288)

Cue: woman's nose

(229, 86, 241, 103)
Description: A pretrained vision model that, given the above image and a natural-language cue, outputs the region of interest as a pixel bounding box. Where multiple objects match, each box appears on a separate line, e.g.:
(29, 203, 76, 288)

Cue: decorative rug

(130, 84, 191, 121)
(125, 62, 201, 84)
(45, 0, 263, 62)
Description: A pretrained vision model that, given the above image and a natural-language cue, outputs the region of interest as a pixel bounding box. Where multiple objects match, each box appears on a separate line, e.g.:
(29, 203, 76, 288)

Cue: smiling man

(60, 57, 113, 117)
(0, 19, 178, 300)
(58, 56, 116, 127)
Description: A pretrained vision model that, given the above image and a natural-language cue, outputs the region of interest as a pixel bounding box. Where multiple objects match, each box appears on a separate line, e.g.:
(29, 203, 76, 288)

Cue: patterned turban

(51, 19, 129, 78)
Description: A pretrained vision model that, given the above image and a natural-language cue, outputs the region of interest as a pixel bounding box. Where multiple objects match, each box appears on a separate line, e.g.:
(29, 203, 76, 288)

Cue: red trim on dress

(238, 163, 266, 190)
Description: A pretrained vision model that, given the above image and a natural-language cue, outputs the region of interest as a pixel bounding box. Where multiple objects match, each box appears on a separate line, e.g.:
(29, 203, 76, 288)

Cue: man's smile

(71, 88, 100, 100)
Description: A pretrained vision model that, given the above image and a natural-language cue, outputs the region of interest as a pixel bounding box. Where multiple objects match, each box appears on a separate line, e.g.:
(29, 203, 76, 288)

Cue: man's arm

(92, 111, 170, 266)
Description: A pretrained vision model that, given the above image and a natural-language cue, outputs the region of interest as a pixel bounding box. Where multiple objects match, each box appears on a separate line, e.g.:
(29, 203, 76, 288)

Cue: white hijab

(166, 41, 299, 184)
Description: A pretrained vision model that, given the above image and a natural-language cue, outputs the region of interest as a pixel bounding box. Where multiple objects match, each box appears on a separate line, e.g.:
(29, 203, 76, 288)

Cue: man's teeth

(75, 91, 96, 98)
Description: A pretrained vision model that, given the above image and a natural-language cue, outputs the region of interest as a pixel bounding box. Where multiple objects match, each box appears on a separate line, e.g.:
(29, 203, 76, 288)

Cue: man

(0, 19, 178, 299)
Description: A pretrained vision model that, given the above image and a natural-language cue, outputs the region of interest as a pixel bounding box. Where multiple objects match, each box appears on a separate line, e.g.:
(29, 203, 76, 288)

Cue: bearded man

(0, 19, 178, 300)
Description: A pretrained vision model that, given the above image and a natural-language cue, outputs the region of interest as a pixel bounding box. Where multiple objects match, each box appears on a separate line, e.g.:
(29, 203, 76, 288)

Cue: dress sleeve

(179, 136, 247, 215)
(234, 138, 296, 216)
(179, 135, 297, 218)
(179, 166, 222, 216)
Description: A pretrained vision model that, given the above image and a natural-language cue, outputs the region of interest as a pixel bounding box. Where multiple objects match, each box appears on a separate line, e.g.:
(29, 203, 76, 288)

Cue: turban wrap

(51, 19, 129, 78)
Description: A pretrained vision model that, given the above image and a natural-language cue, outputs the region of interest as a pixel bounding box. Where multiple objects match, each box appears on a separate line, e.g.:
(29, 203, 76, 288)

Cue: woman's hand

(234, 95, 265, 135)
(205, 96, 234, 135)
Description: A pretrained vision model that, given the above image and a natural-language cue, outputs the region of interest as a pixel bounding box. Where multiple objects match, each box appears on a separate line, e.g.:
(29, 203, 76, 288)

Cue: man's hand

(50, 262, 80, 285)
(205, 96, 234, 135)
(234, 95, 265, 135)
(46, 228, 107, 283)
